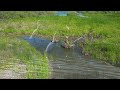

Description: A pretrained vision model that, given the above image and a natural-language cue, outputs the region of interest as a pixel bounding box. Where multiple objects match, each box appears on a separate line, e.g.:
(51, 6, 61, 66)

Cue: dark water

(24, 36, 120, 79)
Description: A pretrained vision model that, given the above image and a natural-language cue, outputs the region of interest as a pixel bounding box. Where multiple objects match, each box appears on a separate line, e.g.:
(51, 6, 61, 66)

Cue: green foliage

(0, 12, 120, 68)
(0, 36, 50, 79)
(0, 11, 56, 19)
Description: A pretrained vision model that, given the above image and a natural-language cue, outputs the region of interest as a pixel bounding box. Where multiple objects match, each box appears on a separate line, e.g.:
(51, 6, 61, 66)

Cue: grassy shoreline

(0, 36, 50, 79)
(0, 13, 120, 78)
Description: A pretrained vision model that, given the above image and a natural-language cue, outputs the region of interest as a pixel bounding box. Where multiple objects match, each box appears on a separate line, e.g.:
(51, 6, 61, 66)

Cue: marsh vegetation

(0, 11, 120, 78)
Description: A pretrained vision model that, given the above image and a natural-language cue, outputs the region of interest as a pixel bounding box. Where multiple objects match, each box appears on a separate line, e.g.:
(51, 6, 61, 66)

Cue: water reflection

(24, 36, 120, 79)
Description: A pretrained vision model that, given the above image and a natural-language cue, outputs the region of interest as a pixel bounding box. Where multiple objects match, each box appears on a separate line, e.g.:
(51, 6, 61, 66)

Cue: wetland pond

(24, 36, 120, 79)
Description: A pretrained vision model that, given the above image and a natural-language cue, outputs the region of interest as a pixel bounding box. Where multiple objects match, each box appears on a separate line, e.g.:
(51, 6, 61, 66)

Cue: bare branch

(29, 20, 40, 39)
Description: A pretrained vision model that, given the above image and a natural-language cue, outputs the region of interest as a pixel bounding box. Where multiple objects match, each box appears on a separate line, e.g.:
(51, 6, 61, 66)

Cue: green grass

(0, 12, 120, 78)
(0, 36, 50, 79)
(84, 38, 120, 66)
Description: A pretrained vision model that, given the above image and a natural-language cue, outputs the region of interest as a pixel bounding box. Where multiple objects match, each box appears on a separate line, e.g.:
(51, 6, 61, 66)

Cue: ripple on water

(24, 36, 120, 79)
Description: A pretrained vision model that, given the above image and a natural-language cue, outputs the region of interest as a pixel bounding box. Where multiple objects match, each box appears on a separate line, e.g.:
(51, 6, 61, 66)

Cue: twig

(29, 20, 40, 39)
(52, 32, 56, 42)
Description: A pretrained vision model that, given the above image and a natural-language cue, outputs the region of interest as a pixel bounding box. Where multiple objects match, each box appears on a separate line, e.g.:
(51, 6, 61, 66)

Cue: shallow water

(24, 36, 120, 79)
(56, 11, 68, 16)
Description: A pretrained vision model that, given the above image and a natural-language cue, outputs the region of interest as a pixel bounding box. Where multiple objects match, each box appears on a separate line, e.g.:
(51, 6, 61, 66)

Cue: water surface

(24, 36, 120, 79)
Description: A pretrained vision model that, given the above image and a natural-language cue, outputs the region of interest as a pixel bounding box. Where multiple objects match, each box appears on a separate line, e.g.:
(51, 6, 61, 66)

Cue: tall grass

(0, 12, 120, 67)
(0, 11, 56, 19)
(0, 36, 50, 79)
